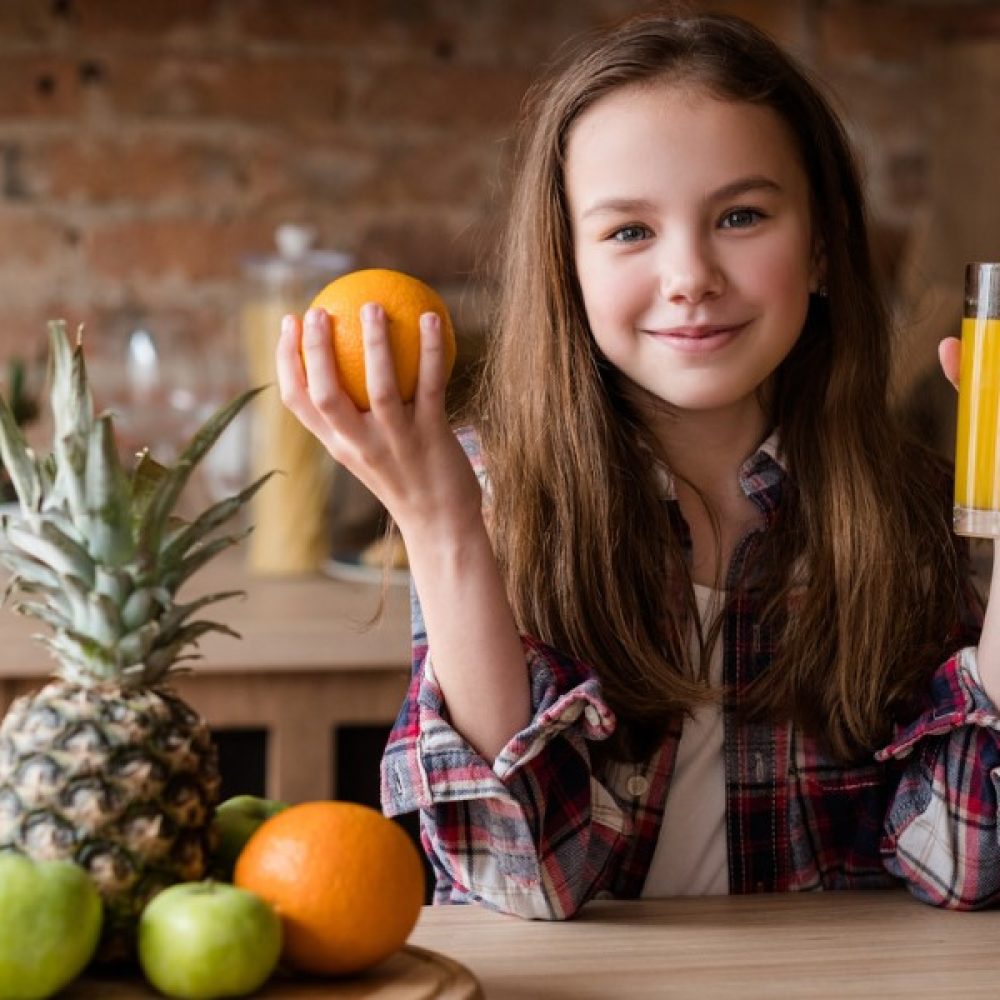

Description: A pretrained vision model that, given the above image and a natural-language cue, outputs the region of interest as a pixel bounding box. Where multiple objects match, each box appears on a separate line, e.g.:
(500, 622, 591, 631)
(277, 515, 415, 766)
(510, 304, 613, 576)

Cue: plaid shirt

(381, 430, 1000, 916)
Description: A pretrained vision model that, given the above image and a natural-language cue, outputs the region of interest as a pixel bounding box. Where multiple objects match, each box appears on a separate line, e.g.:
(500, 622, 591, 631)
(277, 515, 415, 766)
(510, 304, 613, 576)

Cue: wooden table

(0, 553, 411, 803)
(408, 892, 1000, 998)
(68, 892, 1000, 998)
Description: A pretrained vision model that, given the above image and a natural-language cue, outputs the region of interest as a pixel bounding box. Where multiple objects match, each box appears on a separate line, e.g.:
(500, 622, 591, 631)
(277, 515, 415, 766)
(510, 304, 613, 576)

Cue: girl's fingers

(362, 303, 405, 421)
(938, 336, 961, 390)
(275, 314, 323, 433)
(415, 311, 447, 415)
(277, 311, 362, 443)
(300, 308, 341, 409)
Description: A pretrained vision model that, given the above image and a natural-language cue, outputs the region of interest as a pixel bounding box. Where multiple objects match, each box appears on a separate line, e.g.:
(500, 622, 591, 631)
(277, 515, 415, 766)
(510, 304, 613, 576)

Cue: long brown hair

(470, 10, 976, 762)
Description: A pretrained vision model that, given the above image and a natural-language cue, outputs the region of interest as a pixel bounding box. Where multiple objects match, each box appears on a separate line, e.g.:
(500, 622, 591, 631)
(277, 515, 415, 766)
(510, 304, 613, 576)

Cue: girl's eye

(720, 208, 764, 229)
(609, 224, 652, 243)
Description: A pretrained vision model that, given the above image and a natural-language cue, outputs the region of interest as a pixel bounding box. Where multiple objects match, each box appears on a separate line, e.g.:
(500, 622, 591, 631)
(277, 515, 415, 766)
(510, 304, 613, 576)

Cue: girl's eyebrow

(580, 196, 658, 220)
(710, 175, 783, 200)
(579, 176, 783, 220)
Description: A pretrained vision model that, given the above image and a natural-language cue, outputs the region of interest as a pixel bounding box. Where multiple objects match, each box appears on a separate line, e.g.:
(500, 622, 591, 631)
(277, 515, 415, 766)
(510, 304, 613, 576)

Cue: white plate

(320, 554, 410, 587)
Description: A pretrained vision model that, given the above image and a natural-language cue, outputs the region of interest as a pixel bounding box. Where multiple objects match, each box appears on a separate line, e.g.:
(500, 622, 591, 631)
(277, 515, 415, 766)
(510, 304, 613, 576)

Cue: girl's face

(566, 81, 821, 419)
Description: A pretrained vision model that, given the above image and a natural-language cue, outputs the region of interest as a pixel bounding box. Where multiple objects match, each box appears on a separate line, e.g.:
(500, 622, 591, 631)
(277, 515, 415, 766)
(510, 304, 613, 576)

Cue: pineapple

(0, 321, 269, 961)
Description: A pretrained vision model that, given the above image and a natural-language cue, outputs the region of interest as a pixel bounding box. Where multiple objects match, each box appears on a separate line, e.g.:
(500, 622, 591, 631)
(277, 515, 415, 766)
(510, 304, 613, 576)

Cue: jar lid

(242, 224, 354, 287)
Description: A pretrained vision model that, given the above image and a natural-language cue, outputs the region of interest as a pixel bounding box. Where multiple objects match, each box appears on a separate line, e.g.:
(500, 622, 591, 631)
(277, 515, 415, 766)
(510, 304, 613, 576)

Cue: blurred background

(0, 0, 996, 894)
(0, 0, 996, 530)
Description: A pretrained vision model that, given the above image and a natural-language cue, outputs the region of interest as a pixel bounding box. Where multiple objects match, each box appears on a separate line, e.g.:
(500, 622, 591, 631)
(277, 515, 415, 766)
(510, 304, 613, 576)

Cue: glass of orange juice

(954, 262, 1000, 536)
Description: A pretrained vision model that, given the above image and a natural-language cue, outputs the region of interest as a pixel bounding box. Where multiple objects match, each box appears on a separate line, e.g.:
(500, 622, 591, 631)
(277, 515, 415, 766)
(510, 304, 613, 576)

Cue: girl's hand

(939, 336, 961, 390)
(275, 304, 481, 541)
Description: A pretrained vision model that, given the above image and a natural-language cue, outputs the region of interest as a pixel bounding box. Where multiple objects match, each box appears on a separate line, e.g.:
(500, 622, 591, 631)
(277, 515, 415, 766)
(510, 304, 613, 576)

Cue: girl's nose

(659, 235, 722, 303)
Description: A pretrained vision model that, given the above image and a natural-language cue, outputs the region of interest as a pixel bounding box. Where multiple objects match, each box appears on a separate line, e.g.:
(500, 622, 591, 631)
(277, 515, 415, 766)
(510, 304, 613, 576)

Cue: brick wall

(0, 0, 996, 392)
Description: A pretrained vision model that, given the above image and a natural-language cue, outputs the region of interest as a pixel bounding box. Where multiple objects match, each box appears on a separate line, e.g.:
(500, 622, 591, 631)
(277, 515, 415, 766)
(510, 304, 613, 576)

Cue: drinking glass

(954, 262, 1000, 537)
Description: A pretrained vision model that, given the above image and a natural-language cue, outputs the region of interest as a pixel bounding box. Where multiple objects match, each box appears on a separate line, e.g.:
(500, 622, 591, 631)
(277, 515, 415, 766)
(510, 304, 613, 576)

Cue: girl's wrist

(403, 515, 498, 601)
(393, 485, 486, 550)
(399, 511, 492, 570)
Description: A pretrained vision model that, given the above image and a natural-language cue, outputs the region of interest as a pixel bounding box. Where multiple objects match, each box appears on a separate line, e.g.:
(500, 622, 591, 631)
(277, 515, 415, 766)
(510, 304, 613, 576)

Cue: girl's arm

(405, 516, 532, 761)
(276, 305, 530, 762)
(939, 336, 1000, 707)
(976, 556, 1000, 706)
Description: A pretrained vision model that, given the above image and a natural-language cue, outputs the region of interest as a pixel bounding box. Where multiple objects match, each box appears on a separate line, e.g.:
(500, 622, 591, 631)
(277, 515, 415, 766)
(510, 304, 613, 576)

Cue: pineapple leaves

(38, 628, 118, 682)
(0, 559, 61, 601)
(5, 519, 96, 587)
(0, 396, 42, 514)
(48, 321, 93, 519)
(158, 589, 244, 636)
(120, 587, 155, 631)
(48, 320, 93, 445)
(94, 565, 133, 607)
(145, 620, 241, 677)
(117, 621, 160, 667)
(36, 453, 57, 499)
(137, 386, 264, 559)
(159, 470, 276, 567)
(130, 449, 169, 531)
(82, 415, 134, 566)
(0, 324, 101, 522)
(161, 530, 251, 592)
(15, 601, 70, 632)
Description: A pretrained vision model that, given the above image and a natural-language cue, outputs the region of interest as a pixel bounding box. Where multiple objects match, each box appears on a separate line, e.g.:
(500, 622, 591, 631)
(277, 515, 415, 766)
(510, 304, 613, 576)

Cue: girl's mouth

(648, 322, 750, 353)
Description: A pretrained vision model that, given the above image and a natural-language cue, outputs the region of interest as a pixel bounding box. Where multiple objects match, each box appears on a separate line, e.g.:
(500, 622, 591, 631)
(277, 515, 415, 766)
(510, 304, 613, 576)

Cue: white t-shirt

(641, 583, 729, 896)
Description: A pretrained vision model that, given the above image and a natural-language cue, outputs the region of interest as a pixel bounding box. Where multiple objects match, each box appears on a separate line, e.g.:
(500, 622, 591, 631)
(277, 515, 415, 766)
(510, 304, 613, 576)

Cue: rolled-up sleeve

(876, 647, 1000, 909)
(380, 628, 627, 919)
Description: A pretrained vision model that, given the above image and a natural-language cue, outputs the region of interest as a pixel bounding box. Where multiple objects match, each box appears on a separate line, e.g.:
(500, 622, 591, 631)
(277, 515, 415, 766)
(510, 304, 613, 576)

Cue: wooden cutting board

(68, 946, 482, 999)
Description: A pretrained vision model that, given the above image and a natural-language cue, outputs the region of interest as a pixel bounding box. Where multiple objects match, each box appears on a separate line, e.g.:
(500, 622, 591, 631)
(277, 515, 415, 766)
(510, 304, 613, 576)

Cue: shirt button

(584, 705, 601, 727)
(626, 774, 649, 797)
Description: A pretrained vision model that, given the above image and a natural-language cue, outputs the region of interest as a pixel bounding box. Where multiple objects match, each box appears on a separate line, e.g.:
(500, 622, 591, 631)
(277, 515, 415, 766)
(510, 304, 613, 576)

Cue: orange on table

(233, 800, 426, 977)
(307, 267, 456, 411)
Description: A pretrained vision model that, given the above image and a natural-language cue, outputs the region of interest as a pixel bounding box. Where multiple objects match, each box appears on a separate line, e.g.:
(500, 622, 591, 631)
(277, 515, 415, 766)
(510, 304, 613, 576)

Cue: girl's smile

(645, 321, 752, 354)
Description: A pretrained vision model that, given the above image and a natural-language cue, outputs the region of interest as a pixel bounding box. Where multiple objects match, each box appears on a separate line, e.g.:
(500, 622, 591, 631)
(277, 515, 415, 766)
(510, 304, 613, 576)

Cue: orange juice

(954, 263, 1000, 537)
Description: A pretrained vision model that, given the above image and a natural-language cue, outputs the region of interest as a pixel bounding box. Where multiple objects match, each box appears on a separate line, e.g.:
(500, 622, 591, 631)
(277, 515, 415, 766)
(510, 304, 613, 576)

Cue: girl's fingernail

(363, 302, 382, 323)
(281, 314, 296, 336)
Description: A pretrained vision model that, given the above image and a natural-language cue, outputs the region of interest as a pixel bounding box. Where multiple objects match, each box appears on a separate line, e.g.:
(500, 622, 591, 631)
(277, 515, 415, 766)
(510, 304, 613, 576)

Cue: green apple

(139, 881, 282, 1000)
(0, 851, 103, 1000)
(210, 795, 288, 880)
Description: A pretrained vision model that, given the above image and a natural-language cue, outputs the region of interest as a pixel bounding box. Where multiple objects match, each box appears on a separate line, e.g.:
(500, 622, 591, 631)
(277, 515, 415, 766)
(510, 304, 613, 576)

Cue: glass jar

(241, 226, 353, 574)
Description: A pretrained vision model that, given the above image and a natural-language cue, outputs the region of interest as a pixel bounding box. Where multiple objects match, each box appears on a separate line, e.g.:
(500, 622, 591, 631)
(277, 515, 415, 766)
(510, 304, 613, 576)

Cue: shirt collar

(651, 429, 787, 509)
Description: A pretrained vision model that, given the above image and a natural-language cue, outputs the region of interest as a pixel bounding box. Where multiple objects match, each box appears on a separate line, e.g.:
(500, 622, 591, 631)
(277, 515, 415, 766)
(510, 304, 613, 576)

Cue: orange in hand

(307, 268, 456, 410)
(233, 800, 425, 977)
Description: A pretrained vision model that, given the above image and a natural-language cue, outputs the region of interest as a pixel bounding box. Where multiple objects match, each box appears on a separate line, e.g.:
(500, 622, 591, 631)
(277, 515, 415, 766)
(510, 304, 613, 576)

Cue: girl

(276, 11, 1000, 915)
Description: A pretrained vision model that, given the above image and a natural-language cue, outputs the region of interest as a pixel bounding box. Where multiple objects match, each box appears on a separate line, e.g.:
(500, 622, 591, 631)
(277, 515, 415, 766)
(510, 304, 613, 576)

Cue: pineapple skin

(0, 680, 220, 962)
